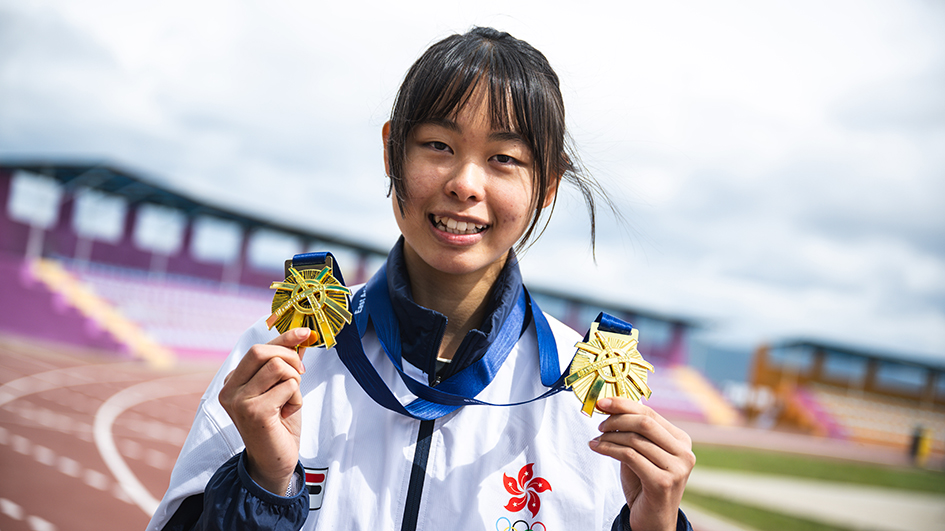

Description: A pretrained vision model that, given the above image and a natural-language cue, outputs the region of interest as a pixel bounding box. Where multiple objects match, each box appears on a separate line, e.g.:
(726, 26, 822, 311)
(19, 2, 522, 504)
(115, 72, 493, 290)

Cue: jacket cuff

(201, 451, 309, 531)
(236, 451, 307, 505)
(611, 505, 693, 531)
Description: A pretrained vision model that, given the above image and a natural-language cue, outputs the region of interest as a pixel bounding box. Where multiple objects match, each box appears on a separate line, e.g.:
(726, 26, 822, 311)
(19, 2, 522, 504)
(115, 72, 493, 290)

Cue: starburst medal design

(266, 258, 351, 349)
(564, 322, 654, 417)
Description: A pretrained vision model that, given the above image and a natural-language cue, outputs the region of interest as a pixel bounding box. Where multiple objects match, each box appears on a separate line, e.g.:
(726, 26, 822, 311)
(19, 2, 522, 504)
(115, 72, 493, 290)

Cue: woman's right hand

(219, 327, 311, 495)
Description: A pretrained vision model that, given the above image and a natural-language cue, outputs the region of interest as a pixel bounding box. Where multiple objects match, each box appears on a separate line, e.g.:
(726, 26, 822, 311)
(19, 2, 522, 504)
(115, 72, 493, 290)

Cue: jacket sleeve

(611, 505, 693, 531)
(162, 451, 308, 531)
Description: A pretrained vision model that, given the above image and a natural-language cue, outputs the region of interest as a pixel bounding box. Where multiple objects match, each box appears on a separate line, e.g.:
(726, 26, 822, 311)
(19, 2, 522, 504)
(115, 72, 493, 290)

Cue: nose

(445, 161, 486, 202)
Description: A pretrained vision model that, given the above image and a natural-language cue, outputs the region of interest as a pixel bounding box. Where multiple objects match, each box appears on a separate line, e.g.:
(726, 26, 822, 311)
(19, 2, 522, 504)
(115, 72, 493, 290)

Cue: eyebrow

(423, 118, 529, 145)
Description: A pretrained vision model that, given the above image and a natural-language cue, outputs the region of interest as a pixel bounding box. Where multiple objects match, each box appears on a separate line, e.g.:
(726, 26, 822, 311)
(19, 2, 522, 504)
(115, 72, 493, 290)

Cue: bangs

(403, 41, 541, 149)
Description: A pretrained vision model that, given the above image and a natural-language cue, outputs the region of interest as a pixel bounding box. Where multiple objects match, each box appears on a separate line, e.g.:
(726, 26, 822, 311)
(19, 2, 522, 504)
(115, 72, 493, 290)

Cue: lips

(431, 214, 488, 235)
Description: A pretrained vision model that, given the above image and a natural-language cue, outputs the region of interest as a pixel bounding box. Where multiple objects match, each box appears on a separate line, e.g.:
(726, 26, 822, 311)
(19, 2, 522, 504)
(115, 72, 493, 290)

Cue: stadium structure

(0, 161, 739, 427)
(749, 340, 945, 463)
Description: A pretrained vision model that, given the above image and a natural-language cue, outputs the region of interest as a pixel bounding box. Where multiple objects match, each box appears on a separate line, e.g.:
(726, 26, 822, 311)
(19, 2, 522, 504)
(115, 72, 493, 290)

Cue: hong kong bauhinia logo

(503, 463, 552, 518)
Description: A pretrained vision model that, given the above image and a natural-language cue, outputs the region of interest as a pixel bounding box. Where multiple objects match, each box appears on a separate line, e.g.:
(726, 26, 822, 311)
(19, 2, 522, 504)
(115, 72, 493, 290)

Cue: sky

(1, 0, 943, 361)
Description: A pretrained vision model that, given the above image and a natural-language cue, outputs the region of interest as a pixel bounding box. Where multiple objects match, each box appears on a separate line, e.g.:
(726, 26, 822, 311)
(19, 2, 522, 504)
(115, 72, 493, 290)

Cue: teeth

(433, 215, 486, 235)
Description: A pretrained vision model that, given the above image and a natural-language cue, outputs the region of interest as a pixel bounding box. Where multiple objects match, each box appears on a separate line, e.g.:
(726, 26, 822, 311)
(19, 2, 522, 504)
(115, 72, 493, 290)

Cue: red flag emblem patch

(304, 467, 328, 510)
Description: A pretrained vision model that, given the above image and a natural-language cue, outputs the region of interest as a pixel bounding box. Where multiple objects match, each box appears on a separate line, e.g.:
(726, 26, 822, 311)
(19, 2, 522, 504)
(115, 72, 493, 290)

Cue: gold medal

(565, 321, 654, 417)
(266, 260, 352, 349)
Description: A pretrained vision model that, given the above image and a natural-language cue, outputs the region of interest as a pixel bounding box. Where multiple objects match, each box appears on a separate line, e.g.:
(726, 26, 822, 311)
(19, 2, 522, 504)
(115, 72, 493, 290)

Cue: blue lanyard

(332, 262, 568, 421)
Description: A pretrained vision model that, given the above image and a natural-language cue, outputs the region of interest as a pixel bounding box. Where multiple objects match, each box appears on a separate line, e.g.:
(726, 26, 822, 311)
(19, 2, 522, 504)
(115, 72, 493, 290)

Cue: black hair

(386, 26, 607, 252)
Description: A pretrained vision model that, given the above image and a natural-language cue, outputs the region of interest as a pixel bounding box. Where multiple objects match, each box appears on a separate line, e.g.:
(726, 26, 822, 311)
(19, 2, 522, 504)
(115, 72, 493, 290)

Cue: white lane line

(83, 469, 110, 491)
(120, 418, 188, 445)
(34, 444, 56, 466)
(93, 373, 209, 516)
(58, 456, 81, 478)
(4, 429, 121, 504)
(113, 483, 135, 505)
(119, 438, 142, 459)
(144, 448, 169, 469)
(27, 514, 57, 531)
(0, 497, 24, 519)
(4, 402, 87, 434)
(11, 433, 31, 454)
(0, 363, 144, 408)
(0, 498, 58, 530)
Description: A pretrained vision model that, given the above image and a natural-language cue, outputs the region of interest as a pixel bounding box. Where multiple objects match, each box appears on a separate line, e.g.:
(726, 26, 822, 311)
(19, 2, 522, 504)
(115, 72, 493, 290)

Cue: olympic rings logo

(495, 517, 546, 531)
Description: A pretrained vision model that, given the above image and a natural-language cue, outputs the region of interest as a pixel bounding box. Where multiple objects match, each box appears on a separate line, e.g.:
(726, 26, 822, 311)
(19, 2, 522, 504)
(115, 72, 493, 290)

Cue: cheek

(498, 201, 527, 225)
(494, 184, 535, 229)
(398, 162, 442, 206)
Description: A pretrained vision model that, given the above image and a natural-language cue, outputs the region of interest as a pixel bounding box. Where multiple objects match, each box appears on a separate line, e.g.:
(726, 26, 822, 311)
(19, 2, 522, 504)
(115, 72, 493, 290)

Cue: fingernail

(588, 437, 600, 448)
(297, 327, 310, 337)
(597, 398, 612, 410)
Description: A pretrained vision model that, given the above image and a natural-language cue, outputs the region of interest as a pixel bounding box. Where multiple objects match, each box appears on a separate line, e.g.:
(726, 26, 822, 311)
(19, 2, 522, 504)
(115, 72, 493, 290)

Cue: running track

(0, 334, 217, 531)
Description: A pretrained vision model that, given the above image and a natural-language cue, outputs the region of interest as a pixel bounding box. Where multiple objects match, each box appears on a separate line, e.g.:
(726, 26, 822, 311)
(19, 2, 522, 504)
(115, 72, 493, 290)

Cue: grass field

(692, 444, 945, 494)
(683, 490, 852, 531)
(681, 444, 945, 531)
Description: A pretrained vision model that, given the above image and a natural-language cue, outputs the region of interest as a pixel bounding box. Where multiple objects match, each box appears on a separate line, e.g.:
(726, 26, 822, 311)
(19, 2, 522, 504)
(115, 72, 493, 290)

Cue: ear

(541, 173, 561, 209)
(382, 121, 392, 177)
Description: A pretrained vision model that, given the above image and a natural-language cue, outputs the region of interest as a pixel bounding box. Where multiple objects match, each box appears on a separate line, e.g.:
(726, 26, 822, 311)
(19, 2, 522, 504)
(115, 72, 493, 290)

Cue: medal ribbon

(287, 253, 649, 421)
(333, 261, 567, 420)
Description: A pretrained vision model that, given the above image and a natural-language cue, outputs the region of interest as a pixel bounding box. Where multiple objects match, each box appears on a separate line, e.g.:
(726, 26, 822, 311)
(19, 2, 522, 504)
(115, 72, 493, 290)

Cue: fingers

(219, 328, 312, 418)
(594, 398, 692, 454)
(239, 356, 303, 399)
(589, 397, 695, 480)
(220, 361, 304, 435)
(267, 327, 315, 349)
(597, 398, 690, 443)
(280, 380, 304, 419)
(225, 328, 310, 389)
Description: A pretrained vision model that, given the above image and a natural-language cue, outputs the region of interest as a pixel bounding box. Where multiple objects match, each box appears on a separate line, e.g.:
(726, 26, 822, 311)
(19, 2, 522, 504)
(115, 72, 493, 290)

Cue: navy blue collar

(385, 238, 524, 384)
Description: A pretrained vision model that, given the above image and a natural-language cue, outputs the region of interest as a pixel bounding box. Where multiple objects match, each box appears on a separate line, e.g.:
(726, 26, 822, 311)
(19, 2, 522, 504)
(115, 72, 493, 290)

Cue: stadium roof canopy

(2, 160, 390, 257)
(773, 338, 945, 372)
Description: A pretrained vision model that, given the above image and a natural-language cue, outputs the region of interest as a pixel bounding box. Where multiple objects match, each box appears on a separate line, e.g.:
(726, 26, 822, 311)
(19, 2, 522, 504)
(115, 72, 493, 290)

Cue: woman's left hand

(589, 397, 695, 531)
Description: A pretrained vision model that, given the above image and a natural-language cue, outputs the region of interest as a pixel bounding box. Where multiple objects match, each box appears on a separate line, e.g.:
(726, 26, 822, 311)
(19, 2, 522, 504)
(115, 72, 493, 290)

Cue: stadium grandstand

(749, 340, 945, 462)
(0, 161, 735, 425)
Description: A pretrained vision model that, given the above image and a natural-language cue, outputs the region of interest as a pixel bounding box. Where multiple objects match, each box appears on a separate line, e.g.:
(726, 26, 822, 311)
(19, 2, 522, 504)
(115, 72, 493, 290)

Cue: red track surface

(0, 334, 217, 531)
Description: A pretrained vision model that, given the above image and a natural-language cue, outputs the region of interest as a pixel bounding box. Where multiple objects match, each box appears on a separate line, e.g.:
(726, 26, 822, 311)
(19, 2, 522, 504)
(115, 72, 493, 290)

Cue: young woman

(148, 27, 694, 531)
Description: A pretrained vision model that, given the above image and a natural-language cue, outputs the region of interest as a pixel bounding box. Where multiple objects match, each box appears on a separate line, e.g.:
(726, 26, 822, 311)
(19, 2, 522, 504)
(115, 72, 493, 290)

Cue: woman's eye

(429, 141, 450, 152)
(494, 154, 515, 164)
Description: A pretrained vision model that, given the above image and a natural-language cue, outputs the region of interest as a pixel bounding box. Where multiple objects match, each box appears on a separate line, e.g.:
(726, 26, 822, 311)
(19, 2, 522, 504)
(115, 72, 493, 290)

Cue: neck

(401, 246, 507, 361)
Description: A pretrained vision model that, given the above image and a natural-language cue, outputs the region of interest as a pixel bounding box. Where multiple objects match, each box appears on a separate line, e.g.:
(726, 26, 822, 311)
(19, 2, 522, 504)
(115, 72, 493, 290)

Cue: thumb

(267, 327, 315, 349)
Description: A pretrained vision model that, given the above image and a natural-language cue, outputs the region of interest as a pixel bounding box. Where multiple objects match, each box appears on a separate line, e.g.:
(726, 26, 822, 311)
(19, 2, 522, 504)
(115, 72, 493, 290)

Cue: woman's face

(385, 90, 554, 281)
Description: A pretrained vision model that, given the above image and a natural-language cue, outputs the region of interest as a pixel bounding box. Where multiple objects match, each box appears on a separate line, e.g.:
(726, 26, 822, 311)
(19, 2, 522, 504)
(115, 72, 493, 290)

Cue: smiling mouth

(431, 214, 488, 235)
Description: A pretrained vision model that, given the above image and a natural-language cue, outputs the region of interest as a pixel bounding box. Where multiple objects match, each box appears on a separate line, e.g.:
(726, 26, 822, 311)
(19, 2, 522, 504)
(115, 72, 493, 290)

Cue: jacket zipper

(401, 419, 435, 531)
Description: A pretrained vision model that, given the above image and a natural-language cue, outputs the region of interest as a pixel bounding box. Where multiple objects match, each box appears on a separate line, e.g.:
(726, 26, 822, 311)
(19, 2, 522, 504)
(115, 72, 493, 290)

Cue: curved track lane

(0, 335, 215, 531)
